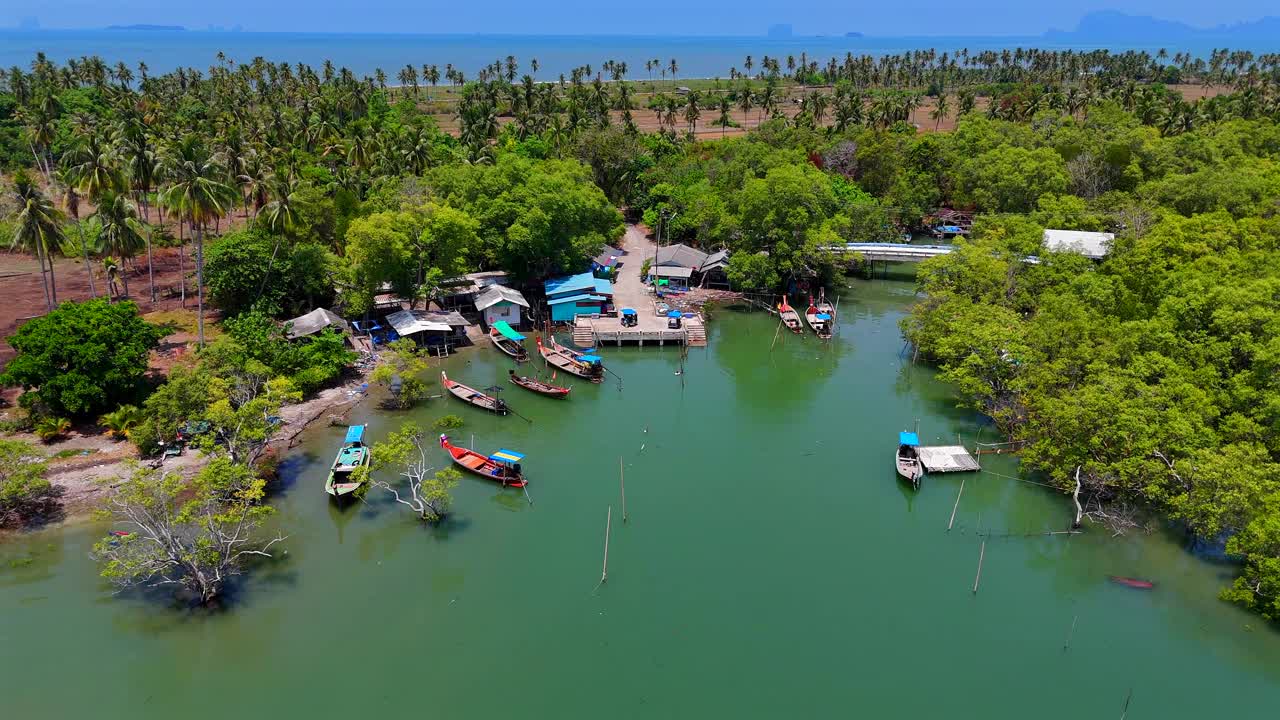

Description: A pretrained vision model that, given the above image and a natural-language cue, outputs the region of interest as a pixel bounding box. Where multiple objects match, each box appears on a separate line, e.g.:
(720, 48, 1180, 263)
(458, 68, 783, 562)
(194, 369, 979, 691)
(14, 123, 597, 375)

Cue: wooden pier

(916, 445, 981, 473)
(573, 315, 706, 348)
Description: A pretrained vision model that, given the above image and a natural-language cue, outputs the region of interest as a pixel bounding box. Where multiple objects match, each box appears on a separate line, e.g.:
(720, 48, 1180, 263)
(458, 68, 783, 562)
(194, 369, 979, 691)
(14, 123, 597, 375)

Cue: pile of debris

(662, 288, 743, 314)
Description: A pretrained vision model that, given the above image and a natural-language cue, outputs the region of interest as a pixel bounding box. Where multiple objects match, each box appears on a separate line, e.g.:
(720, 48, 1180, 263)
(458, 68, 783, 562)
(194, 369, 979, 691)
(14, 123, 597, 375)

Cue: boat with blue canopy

(896, 431, 923, 488)
(439, 434, 527, 487)
(537, 336, 604, 382)
(325, 424, 371, 498)
(489, 321, 528, 362)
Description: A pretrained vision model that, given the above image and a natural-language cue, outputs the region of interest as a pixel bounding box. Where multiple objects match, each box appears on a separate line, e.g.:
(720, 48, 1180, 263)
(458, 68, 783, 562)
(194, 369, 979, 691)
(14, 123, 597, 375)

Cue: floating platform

(917, 445, 980, 473)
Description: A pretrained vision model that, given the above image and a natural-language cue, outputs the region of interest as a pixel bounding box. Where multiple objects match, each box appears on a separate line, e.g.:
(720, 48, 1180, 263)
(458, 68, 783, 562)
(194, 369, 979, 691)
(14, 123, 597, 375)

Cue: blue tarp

(345, 425, 366, 444)
(578, 355, 603, 364)
(899, 431, 920, 447)
(938, 225, 963, 234)
(815, 313, 832, 320)
(666, 310, 682, 318)
(620, 308, 637, 316)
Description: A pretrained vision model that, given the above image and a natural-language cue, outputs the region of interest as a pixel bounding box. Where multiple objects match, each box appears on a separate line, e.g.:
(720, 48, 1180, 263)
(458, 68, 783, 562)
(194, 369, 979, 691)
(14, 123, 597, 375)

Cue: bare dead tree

(92, 462, 286, 605)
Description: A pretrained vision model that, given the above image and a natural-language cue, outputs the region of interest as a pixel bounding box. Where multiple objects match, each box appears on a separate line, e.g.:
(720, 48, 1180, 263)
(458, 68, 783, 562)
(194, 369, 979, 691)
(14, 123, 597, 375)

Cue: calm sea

(0, 29, 1248, 79)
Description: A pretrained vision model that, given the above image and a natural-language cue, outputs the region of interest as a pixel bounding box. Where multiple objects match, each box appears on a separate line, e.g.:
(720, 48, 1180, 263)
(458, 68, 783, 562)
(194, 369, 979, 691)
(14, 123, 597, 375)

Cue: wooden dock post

(601, 506, 612, 584)
(1064, 614, 1078, 651)
(947, 477, 965, 531)
(620, 456, 628, 523)
(972, 539, 986, 594)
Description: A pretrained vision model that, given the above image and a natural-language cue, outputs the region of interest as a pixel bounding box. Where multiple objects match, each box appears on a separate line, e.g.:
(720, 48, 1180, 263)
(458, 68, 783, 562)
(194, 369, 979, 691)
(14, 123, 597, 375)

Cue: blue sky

(6, 1, 1275, 36)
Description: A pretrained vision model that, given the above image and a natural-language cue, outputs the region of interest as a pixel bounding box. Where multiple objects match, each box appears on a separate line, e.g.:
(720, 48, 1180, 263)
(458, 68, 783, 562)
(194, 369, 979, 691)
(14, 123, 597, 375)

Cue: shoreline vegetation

(2, 46, 1280, 617)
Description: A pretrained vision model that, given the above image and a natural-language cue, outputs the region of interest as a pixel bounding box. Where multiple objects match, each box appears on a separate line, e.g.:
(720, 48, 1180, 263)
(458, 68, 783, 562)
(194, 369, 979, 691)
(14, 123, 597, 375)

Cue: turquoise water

(2, 29, 1261, 78)
(2, 278, 1278, 718)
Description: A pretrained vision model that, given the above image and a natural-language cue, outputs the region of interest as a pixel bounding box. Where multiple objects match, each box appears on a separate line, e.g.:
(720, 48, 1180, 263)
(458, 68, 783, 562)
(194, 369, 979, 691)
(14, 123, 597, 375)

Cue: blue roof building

(545, 272, 614, 322)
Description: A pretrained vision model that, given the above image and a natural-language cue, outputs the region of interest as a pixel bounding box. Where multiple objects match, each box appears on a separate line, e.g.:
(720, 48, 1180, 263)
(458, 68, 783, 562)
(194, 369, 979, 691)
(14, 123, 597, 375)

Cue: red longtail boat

(1108, 575, 1155, 590)
(439, 434, 527, 487)
(778, 296, 802, 334)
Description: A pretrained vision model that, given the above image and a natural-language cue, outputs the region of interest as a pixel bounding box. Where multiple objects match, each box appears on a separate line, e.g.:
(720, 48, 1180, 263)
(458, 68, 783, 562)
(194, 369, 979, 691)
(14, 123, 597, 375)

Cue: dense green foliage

(204, 229, 338, 317)
(0, 439, 57, 527)
(0, 299, 164, 419)
(904, 207, 1280, 620)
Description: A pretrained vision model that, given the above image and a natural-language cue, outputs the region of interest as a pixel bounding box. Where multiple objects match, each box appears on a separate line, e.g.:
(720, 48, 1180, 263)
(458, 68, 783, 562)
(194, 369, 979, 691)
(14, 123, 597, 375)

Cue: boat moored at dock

(442, 371, 511, 415)
(489, 321, 529, 361)
(895, 431, 924, 488)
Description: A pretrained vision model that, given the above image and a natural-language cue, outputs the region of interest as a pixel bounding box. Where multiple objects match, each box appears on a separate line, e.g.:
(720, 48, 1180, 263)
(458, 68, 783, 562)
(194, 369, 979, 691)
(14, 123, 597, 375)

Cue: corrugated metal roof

(547, 293, 608, 306)
(285, 308, 350, 339)
(1042, 229, 1113, 259)
(474, 285, 530, 311)
(655, 243, 709, 269)
(649, 265, 694, 279)
(544, 272, 597, 297)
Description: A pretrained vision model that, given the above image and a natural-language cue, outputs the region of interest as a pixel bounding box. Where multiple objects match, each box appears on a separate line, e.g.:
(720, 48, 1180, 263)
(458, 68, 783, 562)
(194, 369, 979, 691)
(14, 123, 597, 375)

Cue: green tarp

(493, 321, 526, 342)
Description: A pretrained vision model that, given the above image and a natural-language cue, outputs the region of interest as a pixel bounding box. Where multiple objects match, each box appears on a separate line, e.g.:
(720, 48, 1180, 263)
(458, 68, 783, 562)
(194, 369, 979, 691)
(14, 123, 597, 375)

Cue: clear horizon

(4, 2, 1276, 37)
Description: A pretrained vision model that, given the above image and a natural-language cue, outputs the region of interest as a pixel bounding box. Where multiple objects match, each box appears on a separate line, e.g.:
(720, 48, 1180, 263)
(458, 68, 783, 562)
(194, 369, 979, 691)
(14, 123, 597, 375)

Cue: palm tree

(116, 120, 159, 301)
(717, 95, 733, 136)
(53, 166, 97, 297)
(10, 170, 65, 311)
(930, 93, 951, 130)
(683, 92, 701, 135)
(159, 137, 236, 347)
(92, 191, 145, 299)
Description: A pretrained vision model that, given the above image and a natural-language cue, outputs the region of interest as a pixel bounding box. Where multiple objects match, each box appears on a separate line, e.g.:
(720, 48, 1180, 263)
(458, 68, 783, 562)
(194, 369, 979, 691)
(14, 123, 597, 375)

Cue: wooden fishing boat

(815, 289, 836, 323)
(895, 431, 923, 488)
(489, 321, 529, 362)
(778, 296, 803, 334)
(509, 369, 571, 398)
(1108, 575, 1155, 590)
(325, 424, 371, 498)
(441, 371, 510, 415)
(439, 434, 527, 487)
(805, 296, 833, 339)
(537, 336, 604, 383)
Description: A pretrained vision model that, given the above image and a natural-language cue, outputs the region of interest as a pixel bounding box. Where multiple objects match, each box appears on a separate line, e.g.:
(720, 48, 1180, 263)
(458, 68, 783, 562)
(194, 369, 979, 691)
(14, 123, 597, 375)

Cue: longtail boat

(895, 431, 923, 489)
(489, 321, 529, 362)
(805, 296, 833, 339)
(815, 288, 836, 320)
(441, 371, 510, 415)
(778, 296, 803, 334)
(325, 424, 371, 498)
(439, 434, 527, 487)
(1108, 575, 1155, 590)
(537, 336, 604, 382)
(509, 369, 571, 398)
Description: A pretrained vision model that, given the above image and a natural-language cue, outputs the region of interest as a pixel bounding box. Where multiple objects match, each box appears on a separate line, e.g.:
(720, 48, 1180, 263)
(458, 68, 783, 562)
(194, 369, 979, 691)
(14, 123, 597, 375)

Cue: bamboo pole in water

(948, 477, 965, 531)
(1063, 614, 1078, 651)
(601, 506, 612, 584)
(620, 456, 628, 523)
(972, 540, 986, 594)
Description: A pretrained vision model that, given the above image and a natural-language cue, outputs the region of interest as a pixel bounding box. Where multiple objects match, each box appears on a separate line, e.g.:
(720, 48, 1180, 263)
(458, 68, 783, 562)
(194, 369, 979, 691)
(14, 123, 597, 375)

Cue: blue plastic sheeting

(345, 425, 366, 443)
(815, 313, 832, 320)
(899, 431, 920, 446)
(578, 355, 603, 363)
(666, 310, 682, 318)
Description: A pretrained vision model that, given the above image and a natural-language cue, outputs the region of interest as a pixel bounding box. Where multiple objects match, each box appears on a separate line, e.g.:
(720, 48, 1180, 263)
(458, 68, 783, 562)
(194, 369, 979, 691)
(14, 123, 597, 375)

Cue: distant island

(1044, 10, 1280, 44)
(105, 24, 186, 32)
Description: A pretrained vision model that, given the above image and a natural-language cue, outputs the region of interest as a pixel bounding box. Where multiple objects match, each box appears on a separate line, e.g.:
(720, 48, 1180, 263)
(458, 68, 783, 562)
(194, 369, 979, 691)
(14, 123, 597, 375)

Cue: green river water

(3, 277, 1279, 718)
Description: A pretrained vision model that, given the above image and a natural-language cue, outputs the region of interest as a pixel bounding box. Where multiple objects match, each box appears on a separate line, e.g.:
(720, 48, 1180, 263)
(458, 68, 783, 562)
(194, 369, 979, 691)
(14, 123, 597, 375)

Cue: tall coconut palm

(53, 166, 97, 297)
(92, 191, 145, 299)
(117, 120, 160, 301)
(10, 170, 65, 311)
(159, 136, 236, 347)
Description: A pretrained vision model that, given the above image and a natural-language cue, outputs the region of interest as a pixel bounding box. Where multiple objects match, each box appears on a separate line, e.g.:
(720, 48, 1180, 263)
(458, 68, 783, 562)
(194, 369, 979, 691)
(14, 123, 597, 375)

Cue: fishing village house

(384, 309, 472, 352)
(544, 272, 614, 322)
(591, 244, 625, 279)
(474, 285, 530, 329)
(284, 308, 351, 342)
(435, 271, 511, 311)
(647, 243, 731, 289)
